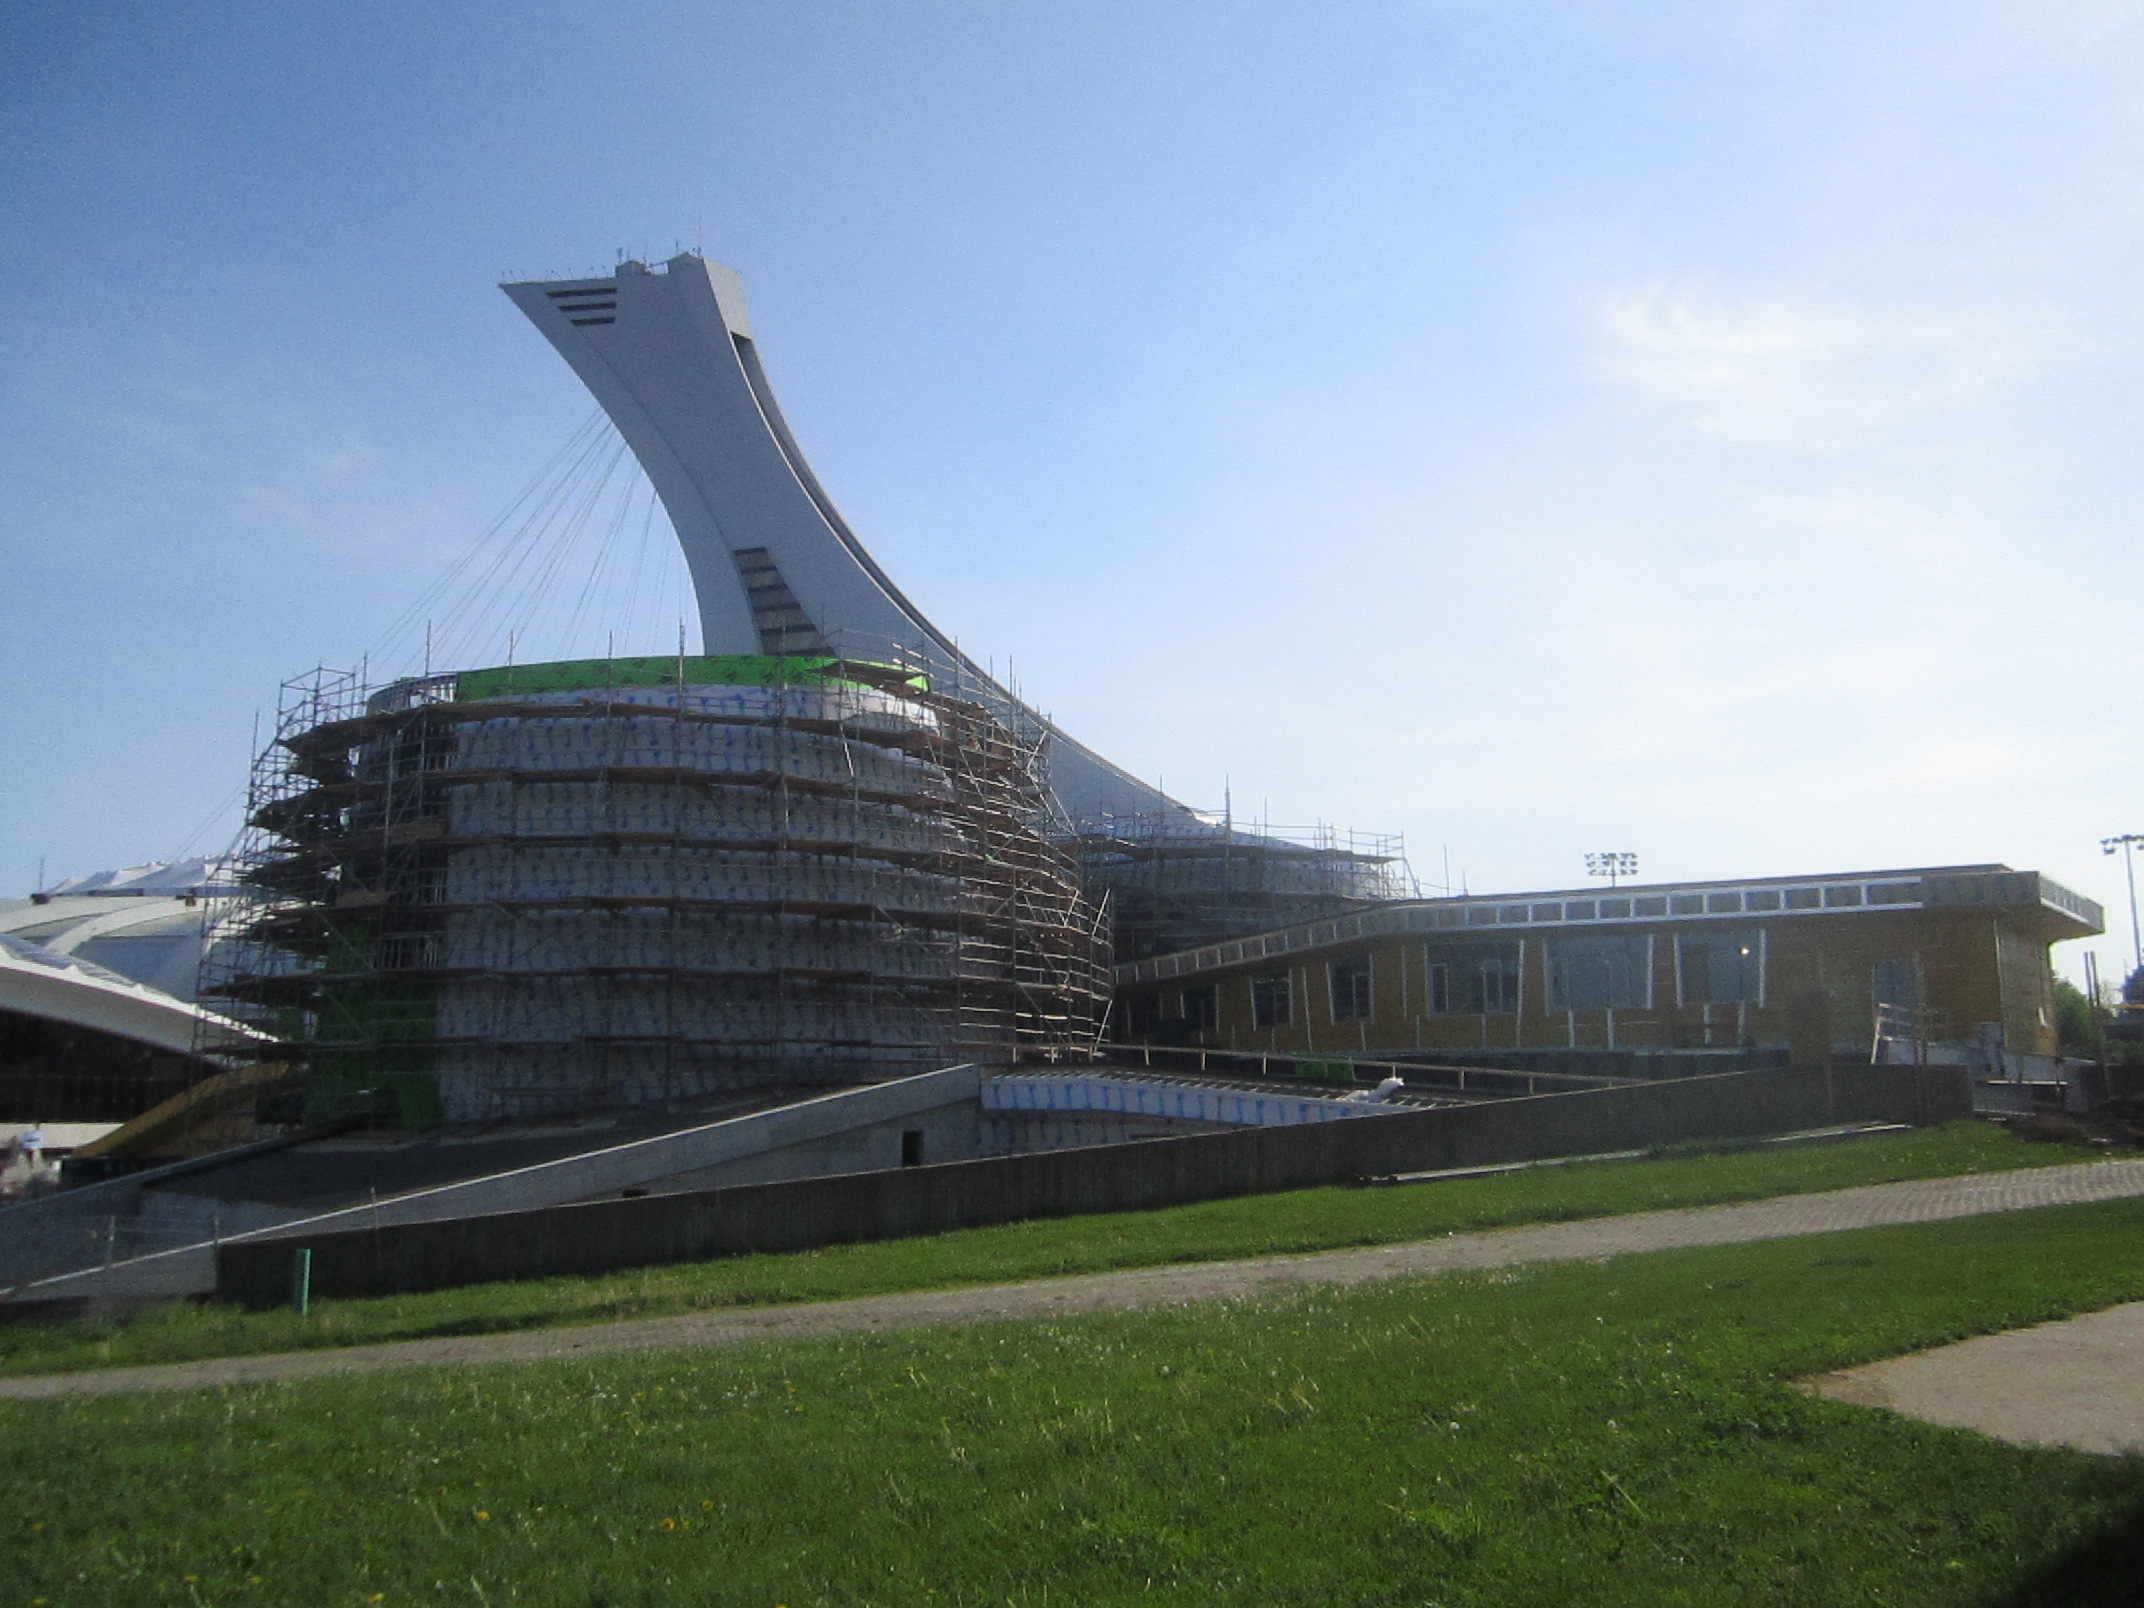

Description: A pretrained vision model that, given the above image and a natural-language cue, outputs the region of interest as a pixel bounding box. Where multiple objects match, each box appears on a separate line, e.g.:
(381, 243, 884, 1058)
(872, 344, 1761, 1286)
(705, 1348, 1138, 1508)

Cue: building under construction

(170, 252, 1405, 1130)
(206, 653, 1110, 1123)
(1074, 815, 1409, 963)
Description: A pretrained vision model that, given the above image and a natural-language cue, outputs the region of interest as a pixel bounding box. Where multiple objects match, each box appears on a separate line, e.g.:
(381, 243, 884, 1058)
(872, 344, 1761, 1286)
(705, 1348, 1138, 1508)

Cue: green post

(292, 1247, 313, 1316)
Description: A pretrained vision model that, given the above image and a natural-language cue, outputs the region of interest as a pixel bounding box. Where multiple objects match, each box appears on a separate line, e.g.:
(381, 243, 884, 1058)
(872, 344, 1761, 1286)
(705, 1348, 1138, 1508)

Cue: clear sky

(3, 1, 2140, 983)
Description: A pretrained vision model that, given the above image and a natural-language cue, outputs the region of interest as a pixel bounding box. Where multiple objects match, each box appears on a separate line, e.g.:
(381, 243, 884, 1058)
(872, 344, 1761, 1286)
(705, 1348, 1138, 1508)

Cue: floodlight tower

(2104, 833, 2143, 979)
(1585, 851, 1638, 890)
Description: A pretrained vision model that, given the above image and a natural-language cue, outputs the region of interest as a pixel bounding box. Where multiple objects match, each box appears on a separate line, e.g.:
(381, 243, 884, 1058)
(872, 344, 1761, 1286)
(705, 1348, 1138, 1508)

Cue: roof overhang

(1118, 865, 2104, 987)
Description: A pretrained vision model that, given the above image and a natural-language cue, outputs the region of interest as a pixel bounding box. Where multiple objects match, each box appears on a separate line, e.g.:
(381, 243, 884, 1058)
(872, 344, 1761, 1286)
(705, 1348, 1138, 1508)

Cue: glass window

(1745, 889, 1781, 911)
(1678, 930, 1763, 1005)
(1182, 984, 1219, 1032)
(1705, 892, 1742, 913)
(1563, 900, 1597, 920)
(1124, 992, 1161, 1037)
(1250, 972, 1292, 1028)
(1873, 958, 1918, 1011)
(1329, 955, 1373, 1021)
(1424, 942, 1521, 1015)
(1670, 894, 1704, 915)
(1634, 896, 1668, 917)
(1546, 933, 1650, 1011)
(1598, 898, 1631, 919)
(1824, 886, 1863, 907)
(1784, 888, 1822, 910)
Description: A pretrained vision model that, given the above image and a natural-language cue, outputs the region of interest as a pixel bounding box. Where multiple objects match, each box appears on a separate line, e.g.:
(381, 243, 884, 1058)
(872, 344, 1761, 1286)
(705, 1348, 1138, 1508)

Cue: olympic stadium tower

(198, 256, 1397, 1128)
(500, 254, 1188, 828)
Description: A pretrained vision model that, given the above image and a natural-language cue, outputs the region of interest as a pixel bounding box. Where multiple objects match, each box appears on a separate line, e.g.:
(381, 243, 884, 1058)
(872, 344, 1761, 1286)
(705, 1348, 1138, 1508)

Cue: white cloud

(1598, 284, 2054, 448)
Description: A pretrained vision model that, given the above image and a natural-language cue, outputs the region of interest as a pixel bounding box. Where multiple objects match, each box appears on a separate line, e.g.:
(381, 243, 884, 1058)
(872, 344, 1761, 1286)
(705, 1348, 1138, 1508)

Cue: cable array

(366, 414, 698, 677)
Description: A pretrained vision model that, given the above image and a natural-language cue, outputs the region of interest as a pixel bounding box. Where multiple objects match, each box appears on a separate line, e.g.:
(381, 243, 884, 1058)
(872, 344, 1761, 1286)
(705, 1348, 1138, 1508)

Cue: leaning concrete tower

(500, 255, 1196, 829)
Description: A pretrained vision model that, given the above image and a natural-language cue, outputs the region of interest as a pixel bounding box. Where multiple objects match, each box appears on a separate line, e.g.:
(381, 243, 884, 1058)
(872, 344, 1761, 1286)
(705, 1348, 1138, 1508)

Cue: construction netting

(206, 661, 1109, 1124)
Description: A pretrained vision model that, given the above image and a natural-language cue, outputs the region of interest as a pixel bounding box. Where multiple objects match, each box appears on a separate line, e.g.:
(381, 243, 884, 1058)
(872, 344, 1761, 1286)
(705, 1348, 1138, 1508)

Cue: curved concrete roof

(0, 859, 248, 1001)
(0, 934, 271, 1057)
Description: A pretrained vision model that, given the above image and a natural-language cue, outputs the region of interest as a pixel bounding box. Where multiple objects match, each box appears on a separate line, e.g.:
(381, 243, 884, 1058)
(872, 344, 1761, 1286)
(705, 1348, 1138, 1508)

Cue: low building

(1112, 864, 2101, 1070)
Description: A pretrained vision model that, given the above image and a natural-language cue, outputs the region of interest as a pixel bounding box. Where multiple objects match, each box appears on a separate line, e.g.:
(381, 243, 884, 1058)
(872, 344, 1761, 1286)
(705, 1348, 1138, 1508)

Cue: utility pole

(2104, 833, 2144, 985)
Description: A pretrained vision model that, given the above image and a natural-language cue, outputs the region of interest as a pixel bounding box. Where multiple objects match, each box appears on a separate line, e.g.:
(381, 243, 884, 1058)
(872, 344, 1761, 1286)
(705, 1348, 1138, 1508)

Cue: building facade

(1113, 865, 2101, 1067)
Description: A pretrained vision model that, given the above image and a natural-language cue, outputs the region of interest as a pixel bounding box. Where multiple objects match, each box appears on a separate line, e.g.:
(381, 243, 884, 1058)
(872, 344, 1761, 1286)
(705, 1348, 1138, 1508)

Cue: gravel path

(7, 1157, 2142, 1401)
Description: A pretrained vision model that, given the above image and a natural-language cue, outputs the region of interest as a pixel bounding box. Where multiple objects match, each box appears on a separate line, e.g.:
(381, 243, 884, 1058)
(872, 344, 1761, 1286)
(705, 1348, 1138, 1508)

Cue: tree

(2054, 976, 2098, 1051)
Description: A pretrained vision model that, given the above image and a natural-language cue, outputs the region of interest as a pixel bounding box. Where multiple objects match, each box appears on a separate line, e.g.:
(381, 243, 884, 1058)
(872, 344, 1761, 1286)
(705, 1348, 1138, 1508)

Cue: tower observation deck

(501, 254, 1193, 828)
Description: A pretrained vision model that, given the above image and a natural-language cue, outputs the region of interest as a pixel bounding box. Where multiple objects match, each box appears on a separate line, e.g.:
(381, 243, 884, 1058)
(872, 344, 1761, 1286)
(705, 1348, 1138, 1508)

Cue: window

(1634, 896, 1668, 917)
(1705, 892, 1742, 913)
(1745, 889, 1782, 911)
(1873, 958, 1918, 1012)
(1328, 955, 1373, 1021)
(1424, 942, 1521, 1015)
(1598, 898, 1631, 919)
(1678, 930, 1763, 1005)
(1122, 992, 1161, 1038)
(1784, 887, 1822, 909)
(1546, 934, 1651, 1011)
(1824, 886, 1864, 907)
(1250, 972, 1292, 1028)
(1181, 984, 1219, 1033)
(1670, 894, 1704, 915)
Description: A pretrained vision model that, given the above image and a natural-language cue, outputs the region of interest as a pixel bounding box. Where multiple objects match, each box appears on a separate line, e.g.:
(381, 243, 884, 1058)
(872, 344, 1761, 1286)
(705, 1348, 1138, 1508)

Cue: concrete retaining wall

(216, 1062, 1967, 1306)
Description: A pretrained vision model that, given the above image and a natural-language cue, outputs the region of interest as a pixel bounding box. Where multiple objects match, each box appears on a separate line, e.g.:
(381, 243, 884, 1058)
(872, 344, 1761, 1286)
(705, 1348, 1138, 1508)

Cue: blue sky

(4, 1, 2141, 981)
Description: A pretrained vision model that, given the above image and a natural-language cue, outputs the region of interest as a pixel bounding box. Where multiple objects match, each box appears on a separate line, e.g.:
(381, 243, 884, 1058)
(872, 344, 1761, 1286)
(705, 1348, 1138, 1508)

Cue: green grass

(10, 1194, 2144, 1605)
(0, 1119, 2111, 1379)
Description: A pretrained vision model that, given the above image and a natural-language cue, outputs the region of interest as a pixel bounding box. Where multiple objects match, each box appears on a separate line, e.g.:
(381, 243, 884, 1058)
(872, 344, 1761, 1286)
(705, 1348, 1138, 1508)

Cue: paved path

(1804, 1300, 2144, 1454)
(6, 1158, 2143, 1401)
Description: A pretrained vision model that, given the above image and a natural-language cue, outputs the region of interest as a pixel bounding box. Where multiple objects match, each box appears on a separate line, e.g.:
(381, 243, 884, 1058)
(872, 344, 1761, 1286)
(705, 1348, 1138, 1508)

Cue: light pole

(1586, 852, 1638, 891)
(2105, 834, 2143, 985)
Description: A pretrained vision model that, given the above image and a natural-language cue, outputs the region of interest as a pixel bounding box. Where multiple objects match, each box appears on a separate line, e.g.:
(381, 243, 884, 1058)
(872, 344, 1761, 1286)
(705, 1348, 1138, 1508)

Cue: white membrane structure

(501, 255, 1193, 827)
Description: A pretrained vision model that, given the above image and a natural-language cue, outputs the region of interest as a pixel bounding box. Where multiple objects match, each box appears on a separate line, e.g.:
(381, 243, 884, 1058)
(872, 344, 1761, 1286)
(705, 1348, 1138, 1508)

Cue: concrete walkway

(1805, 1301, 2144, 1455)
(5, 1158, 2144, 1401)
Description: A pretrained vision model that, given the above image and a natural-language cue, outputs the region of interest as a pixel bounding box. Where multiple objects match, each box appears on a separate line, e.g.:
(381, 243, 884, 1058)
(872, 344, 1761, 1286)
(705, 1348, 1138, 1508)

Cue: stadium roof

(0, 933, 271, 1057)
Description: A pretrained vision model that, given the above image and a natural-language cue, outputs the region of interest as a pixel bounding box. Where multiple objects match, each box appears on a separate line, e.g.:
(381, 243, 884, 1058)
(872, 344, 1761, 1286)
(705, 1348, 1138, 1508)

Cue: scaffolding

(202, 653, 1110, 1124)
(1072, 813, 1411, 963)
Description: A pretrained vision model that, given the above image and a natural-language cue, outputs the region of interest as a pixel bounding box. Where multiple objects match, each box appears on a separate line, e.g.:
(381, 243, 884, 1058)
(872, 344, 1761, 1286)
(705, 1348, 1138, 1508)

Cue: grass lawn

(9, 1194, 2144, 1606)
(0, 1123, 2118, 1389)
(0, 1119, 2117, 1379)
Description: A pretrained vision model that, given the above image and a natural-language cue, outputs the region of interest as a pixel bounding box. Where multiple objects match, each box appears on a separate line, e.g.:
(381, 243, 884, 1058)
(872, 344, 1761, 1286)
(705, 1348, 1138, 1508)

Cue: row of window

(1446, 883, 1914, 928)
(1199, 932, 1768, 1030)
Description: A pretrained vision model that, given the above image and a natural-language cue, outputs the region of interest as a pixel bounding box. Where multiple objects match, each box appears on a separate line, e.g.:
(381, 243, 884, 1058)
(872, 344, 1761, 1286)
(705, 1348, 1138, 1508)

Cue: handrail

(1016, 1042, 1645, 1099)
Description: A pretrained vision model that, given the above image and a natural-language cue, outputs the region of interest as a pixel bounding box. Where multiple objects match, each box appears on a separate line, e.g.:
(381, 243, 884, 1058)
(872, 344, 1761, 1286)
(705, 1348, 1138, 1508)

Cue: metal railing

(1066, 1042, 1638, 1099)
